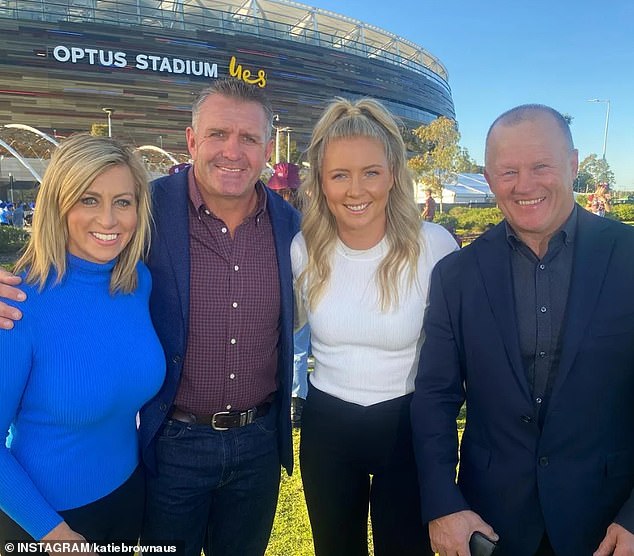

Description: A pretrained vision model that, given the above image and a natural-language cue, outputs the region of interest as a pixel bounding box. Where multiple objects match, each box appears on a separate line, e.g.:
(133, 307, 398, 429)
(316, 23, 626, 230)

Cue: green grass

(266, 430, 314, 556)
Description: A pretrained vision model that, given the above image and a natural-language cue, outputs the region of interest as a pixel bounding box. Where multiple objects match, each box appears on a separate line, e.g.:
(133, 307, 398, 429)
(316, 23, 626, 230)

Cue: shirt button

(539, 456, 549, 467)
(230, 338, 236, 345)
(232, 302, 238, 308)
(539, 264, 545, 270)
(229, 373, 235, 379)
(540, 306, 547, 313)
(221, 227, 228, 234)
(204, 209, 210, 216)
(536, 397, 543, 404)
(234, 265, 240, 271)
(226, 404, 232, 410)
(539, 351, 546, 358)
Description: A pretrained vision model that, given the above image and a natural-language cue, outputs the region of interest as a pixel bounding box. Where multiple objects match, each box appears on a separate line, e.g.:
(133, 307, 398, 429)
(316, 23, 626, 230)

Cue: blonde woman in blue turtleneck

(0, 134, 165, 551)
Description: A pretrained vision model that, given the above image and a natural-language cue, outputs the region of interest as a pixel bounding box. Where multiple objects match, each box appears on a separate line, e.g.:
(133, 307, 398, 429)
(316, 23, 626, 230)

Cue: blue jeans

(141, 408, 281, 556)
(292, 324, 310, 400)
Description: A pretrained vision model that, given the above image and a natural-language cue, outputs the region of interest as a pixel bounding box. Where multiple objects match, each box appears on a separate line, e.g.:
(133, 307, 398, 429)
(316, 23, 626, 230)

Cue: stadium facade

(0, 0, 454, 179)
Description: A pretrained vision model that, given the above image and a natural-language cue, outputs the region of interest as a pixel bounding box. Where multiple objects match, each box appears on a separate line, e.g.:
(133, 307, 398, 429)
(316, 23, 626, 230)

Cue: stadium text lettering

(228, 56, 266, 88)
(51, 46, 218, 77)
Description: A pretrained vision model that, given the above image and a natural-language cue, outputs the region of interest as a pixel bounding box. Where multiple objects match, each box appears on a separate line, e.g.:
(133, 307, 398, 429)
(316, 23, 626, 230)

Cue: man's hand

(594, 522, 634, 556)
(0, 269, 25, 329)
(429, 509, 498, 556)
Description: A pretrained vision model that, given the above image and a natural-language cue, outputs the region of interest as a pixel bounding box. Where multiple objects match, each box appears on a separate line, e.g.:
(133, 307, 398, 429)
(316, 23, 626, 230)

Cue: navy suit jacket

(412, 208, 634, 555)
(138, 170, 300, 475)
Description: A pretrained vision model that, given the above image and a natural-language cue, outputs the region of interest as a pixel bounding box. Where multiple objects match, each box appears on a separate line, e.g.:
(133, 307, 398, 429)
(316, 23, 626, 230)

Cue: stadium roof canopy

(6, 0, 449, 89)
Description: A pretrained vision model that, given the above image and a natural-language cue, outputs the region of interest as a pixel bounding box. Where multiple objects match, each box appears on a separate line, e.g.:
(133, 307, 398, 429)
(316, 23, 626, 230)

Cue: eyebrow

(81, 190, 135, 197)
(327, 163, 385, 172)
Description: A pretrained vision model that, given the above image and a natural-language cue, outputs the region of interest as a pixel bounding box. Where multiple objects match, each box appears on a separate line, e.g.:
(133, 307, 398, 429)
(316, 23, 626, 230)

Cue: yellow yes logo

(229, 56, 267, 88)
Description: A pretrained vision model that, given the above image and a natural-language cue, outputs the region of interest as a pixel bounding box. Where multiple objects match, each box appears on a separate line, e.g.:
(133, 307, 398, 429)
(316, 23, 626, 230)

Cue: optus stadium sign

(52, 45, 219, 78)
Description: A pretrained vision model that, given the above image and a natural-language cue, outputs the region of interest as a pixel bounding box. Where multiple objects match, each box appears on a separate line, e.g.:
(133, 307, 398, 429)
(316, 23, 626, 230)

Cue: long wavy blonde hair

(299, 97, 421, 311)
(14, 133, 152, 294)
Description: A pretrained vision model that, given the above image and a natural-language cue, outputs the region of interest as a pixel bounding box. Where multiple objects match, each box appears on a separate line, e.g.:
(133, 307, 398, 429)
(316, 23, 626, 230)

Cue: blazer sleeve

(411, 259, 471, 522)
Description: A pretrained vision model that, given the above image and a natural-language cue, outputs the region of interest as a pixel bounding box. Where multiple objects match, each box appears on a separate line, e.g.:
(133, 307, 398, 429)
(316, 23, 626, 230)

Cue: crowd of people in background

(0, 78, 633, 556)
(0, 201, 33, 228)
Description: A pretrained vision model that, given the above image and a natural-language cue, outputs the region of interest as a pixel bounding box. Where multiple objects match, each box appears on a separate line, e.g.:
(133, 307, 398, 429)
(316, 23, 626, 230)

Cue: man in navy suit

(0, 78, 300, 556)
(411, 105, 634, 556)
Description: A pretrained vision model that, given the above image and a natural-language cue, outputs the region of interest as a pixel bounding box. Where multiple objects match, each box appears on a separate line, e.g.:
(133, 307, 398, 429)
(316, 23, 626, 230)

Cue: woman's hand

(41, 522, 97, 556)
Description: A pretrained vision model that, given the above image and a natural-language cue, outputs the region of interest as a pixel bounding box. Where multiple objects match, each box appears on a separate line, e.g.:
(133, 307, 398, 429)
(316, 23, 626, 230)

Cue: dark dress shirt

(173, 169, 280, 414)
(507, 206, 577, 426)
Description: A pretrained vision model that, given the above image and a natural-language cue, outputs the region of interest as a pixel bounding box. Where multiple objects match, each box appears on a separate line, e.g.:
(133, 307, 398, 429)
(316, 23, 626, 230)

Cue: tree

(575, 154, 615, 192)
(573, 169, 594, 194)
(275, 132, 301, 164)
(408, 116, 461, 198)
(455, 147, 482, 174)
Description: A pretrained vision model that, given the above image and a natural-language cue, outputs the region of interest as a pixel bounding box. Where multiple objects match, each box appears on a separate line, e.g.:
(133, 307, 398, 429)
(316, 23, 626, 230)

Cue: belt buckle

(211, 411, 230, 431)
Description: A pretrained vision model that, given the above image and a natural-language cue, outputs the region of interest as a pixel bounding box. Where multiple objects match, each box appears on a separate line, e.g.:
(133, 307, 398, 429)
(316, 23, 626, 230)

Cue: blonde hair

(299, 97, 421, 311)
(14, 133, 152, 294)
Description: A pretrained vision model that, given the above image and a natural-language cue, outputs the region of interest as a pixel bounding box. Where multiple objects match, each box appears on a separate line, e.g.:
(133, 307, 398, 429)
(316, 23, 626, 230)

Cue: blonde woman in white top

(292, 97, 457, 556)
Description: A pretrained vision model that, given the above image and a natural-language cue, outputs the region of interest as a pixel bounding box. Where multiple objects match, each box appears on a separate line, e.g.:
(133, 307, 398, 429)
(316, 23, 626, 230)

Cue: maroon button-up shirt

(173, 168, 280, 414)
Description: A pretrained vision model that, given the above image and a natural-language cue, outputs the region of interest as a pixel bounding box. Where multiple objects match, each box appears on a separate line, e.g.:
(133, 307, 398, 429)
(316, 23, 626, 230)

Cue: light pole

(102, 107, 115, 137)
(285, 128, 292, 162)
(587, 99, 610, 160)
(273, 114, 281, 164)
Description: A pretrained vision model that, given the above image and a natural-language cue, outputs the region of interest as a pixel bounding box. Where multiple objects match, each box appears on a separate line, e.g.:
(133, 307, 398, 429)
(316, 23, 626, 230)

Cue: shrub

(575, 194, 589, 208)
(610, 204, 634, 223)
(0, 226, 29, 254)
(434, 212, 458, 230)
(445, 206, 504, 233)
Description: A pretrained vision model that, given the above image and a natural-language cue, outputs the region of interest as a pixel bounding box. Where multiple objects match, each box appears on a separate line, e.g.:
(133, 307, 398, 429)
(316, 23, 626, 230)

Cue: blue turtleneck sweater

(0, 255, 165, 540)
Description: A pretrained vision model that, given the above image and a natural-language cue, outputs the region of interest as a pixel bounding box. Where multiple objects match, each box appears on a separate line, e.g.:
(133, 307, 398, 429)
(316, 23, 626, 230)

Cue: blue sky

(312, 0, 634, 189)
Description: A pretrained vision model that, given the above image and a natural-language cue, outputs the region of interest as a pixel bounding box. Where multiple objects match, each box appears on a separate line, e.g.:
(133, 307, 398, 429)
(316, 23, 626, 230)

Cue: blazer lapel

(550, 210, 614, 400)
(474, 226, 530, 399)
(154, 171, 191, 328)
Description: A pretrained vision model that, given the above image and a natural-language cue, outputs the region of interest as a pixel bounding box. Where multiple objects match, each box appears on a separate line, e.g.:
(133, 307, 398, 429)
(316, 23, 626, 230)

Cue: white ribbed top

(291, 222, 457, 406)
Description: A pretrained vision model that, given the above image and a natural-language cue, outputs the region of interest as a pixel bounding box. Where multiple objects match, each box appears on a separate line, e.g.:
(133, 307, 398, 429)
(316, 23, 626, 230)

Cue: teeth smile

(517, 198, 545, 206)
(92, 232, 118, 241)
(345, 203, 370, 211)
(219, 167, 242, 172)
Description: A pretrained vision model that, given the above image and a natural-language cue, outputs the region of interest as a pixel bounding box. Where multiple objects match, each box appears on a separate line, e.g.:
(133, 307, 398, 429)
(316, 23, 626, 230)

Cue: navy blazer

(138, 170, 300, 475)
(412, 208, 634, 555)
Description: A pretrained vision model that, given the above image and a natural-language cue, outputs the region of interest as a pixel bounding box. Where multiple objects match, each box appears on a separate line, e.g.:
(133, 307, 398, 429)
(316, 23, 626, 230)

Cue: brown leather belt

(170, 403, 271, 431)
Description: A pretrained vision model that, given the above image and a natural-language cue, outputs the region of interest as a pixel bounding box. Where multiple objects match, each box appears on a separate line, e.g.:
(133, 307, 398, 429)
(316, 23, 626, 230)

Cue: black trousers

(0, 466, 144, 555)
(300, 386, 432, 556)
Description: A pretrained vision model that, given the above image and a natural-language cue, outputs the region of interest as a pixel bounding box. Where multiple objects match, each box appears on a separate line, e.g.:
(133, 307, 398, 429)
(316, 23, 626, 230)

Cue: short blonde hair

(299, 97, 421, 311)
(15, 133, 152, 294)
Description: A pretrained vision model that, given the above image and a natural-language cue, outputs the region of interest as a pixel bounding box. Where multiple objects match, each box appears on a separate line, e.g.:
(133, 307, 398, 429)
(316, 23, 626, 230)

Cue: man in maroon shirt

(138, 80, 301, 556)
(421, 188, 437, 222)
(0, 78, 301, 556)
